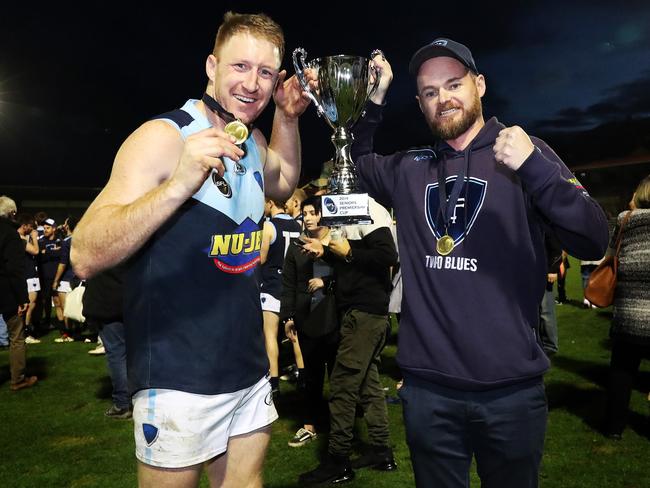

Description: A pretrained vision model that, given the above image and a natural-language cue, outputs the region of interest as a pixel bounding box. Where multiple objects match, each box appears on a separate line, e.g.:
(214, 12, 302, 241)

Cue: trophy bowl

(293, 48, 380, 225)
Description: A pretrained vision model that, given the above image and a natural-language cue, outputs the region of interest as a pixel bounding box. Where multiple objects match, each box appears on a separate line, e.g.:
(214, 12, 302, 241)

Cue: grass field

(1, 258, 649, 487)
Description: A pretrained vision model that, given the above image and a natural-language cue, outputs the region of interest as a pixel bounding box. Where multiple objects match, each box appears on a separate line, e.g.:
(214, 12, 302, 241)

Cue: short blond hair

(213, 11, 284, 62)
(0, 196, 17, 218)
(633, 175, 650, 209)
(291, 188, 307, 204)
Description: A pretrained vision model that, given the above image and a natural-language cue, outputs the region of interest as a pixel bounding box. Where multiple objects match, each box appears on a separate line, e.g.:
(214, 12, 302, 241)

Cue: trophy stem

(329, 127, 359, 195)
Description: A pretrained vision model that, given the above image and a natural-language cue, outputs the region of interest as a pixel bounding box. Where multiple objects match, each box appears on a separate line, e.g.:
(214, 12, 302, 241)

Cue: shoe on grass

(54, 334, 74, 343)
(298, 454, 354, 486)
(88, 345, 105, 355)
(105, 405, 133, 419)
(25, 336, 41, 344)
(351, 445, 397, 471)
(10, 376, 38, 391)
(288, 427, 317, 447)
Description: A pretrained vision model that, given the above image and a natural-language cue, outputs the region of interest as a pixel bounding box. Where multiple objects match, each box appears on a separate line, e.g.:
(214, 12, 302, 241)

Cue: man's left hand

(273, 69, 315, 119)
(493, 126, 535, 170)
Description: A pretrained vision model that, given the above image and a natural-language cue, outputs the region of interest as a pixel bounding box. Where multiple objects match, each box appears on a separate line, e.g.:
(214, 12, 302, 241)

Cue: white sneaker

(25, 336, 41, 344)
(88, 345, 106, 355)
(288, 427, 317, 447)
(54, 335, 74, 343)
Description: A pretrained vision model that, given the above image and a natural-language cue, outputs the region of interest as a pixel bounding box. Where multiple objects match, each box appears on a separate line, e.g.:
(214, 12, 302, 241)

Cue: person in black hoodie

(350, 41, 609, 487)
(0, 196, 37, 391)
(299, 197, 398, 485)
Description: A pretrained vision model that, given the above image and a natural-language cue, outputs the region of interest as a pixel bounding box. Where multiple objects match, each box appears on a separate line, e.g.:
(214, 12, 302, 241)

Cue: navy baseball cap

(409, 38, 478, 76)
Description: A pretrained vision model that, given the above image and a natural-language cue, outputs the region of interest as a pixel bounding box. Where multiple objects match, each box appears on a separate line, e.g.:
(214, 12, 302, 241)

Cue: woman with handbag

(603, 175, 650, 439)
(281, 196, 339, 448)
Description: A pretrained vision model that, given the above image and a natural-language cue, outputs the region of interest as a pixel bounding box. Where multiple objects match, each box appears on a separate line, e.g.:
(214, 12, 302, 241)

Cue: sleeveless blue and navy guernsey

(24, 235, 38, 280)
(59, 236, 75, 281)
(260, 214, 301, 300)
(124, 99, 268, 395)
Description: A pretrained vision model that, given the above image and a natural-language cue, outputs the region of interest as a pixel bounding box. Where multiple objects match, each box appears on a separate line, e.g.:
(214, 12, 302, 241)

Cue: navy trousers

(399, 375, 547, 488)
(98, 321, 129, 409)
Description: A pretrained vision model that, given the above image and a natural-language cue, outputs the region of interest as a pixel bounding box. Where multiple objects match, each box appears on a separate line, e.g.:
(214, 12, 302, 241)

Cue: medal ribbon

(201, 93, 253, 131)
(437, 153, 468, 236)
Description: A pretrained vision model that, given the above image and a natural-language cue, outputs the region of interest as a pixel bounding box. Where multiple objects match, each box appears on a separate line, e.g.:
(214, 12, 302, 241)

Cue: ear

(415, 95, 424, 114)
(206, 54, 217, 82)
(475, 74, 486, 98)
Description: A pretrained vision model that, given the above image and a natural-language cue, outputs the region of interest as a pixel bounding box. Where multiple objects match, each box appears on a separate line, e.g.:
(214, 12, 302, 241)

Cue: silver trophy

(293, 48, 381, 226)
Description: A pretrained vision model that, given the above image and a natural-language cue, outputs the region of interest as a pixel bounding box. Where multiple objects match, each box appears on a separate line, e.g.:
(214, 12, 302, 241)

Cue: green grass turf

(1, 257, 648, 487)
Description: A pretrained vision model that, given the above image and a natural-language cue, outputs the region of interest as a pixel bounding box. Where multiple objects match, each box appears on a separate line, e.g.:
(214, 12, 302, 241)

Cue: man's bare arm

(261, 71, 313, 200)
(24, 230, 39, 255)
(71, 120, 243, 279)
(257, 112, 302, 201)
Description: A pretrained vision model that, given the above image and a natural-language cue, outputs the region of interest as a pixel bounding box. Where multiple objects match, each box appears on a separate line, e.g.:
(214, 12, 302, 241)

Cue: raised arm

(24, 230, 39, 256)
(260, 70, 314, 200)
(71, 120, 243, 279)
(492, 126, 609, 259)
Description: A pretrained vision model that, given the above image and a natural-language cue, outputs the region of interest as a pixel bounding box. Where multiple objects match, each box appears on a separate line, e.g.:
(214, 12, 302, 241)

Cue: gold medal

(224, 120, 249, 145)
(436, 234, 454, 256)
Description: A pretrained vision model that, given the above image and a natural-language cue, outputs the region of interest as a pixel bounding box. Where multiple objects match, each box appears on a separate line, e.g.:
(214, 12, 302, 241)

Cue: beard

(427, 90, 483, 141)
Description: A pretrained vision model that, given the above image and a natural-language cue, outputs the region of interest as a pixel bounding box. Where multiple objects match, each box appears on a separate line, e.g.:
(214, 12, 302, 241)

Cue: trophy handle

(292, 47, 324, 116)
(368, 49, 383, 99)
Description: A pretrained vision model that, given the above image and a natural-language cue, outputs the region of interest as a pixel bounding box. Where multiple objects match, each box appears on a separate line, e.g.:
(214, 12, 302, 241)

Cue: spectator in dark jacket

(299, 197, 399, 484)
(539, 232, 563, 355)
(0, 196, 37, 391)
(281, 196, 339, 448)
(83, 263, 130, 418)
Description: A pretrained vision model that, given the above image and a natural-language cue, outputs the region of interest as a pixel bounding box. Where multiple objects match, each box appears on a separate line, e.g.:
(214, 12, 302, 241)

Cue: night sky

(2, 1, 650, 189)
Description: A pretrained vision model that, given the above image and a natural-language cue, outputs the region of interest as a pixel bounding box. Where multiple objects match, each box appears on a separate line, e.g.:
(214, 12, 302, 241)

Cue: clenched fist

(493, 126, 535, 170)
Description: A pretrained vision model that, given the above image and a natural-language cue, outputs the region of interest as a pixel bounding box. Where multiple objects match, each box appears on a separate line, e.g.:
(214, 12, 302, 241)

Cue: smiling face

(207, 32, 281, 125)
(416, 56, 486, 145)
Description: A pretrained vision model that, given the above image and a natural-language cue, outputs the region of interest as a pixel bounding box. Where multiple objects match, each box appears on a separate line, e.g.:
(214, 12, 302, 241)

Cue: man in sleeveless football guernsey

(37, 218, 61, 330)
(71, 12, 314, 488)
(52, 217, 78, 342)
(259, 198, 301, 395)
(16, 214, 40, 341)
(350, 43, 609, 487)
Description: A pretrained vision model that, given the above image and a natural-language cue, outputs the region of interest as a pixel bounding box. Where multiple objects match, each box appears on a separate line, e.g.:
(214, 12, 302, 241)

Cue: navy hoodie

(352, 102, 609, 391)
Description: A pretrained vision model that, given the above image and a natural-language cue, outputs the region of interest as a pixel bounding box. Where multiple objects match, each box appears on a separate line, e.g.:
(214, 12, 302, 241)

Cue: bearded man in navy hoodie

(353, 40, 609, 487)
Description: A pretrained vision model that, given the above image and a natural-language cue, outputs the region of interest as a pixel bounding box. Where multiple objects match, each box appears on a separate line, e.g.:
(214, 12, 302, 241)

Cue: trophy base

(320, 193, 373, 227)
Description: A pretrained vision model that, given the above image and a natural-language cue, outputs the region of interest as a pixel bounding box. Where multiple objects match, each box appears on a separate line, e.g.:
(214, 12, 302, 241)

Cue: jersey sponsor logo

(424, 176, 487, 246)
(208, 218, 262, 274)
(408, 148, 436, 162)
(212, 172, 232, 198)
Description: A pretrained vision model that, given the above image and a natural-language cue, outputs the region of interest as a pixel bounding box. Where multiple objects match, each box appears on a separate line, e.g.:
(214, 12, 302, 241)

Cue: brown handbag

(584, 211, 632, 308)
